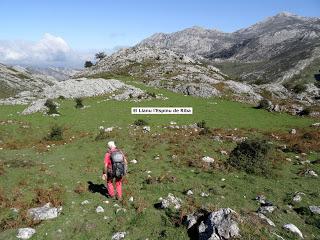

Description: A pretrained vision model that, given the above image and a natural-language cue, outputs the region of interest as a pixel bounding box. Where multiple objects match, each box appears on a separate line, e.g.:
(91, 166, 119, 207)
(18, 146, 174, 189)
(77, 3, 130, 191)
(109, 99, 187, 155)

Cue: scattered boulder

(129, 196, 134, 202)
(81, 200, 90, 205)
(256, 213, 275, 227)
(130, 159, 138, 164)
(186, 190, 194, 196)
(292, 192, 305, 203)
(255, 195, 266, 204)
(111, 231, 127, 240)
(156, 193, 182, 210)
(200, 192, 209, 197)
(311, 122, 320, 127)
(143, 126, 151, 133)
(283, 223, 303, 239)
(258, 205, 276, 214)
(96, 206, 104, 213)
(201, 156, 214, 163)
(309, 206, 320, 215)
(290, 128, 297, 135)
(27, 203, 62, 221)
(186, 208, 240, 240)
(17, 228, 36, 239)
(304, 169, 318, 177)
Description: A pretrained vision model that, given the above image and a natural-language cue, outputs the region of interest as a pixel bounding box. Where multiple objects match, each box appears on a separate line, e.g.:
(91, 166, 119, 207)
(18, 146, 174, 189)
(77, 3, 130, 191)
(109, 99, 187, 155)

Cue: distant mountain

(0, 63, 58, 98)
(138, 12, 320, 85)
(26, 67, 79, 81)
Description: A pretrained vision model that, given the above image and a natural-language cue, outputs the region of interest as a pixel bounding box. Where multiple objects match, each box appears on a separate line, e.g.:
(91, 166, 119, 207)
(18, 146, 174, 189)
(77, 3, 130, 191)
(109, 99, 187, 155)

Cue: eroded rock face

(10, 78, 146, 114)
(27, 203, 62, 221)
(186, 208, 240, 240)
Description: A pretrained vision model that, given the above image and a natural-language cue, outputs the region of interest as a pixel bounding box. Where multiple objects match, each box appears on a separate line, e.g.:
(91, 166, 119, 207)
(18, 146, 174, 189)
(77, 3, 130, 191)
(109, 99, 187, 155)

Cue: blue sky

(0, 0, 319, 67)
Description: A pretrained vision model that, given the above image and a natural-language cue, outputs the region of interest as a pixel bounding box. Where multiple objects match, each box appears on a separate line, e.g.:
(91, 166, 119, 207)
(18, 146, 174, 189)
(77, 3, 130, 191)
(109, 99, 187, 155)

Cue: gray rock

(258, 206, 276, 214)
(256, 213, 275, 227)
(202, 156, 214, 163)
(158, 193, 182, 209)
(81, 200, 90, 205)
(96, 206, 104, 213)
(16, 228, 36, 239)
(27, 203, 62, 221)
(111, 231, 127, 240)
(283, 223, 303, 239)
(198, 208, 240, 240)
(309, 206, 320, 215)
(290, 129, 297, 135)
(304, 169, 318, 177)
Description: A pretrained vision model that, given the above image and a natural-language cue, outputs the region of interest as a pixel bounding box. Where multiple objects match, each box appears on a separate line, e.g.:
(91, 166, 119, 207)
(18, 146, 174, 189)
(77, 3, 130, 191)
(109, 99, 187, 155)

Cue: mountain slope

(138, 12, 320, 85)
(0, 64, 58, 98)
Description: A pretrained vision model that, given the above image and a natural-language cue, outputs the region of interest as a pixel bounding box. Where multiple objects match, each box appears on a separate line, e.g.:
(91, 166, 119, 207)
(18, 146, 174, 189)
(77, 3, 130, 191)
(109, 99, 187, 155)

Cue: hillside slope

(139, 12, 320, 85)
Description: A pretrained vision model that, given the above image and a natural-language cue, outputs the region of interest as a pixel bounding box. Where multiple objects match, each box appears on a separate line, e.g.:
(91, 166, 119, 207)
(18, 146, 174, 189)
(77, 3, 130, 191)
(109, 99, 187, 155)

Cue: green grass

(0, 77, 319, 239)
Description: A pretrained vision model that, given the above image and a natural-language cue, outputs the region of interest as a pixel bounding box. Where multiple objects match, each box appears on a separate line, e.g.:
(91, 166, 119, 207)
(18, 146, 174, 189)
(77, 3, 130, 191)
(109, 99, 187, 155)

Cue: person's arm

(102, 153, 110, 180)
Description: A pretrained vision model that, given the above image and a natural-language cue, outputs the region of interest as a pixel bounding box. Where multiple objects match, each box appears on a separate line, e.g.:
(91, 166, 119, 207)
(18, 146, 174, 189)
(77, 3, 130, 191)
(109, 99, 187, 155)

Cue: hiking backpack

(110, 150, 125, 178)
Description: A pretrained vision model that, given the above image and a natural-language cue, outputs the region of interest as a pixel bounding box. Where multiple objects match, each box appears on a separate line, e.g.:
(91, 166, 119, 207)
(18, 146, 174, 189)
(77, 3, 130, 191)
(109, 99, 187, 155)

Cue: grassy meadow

(0, 77, 319, 239)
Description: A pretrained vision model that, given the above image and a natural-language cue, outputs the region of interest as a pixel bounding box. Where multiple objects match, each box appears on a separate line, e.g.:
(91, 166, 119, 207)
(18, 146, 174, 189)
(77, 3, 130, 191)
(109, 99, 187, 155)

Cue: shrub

(84, 61, 93, 68)
(147, 92, 157, 98)
(227, 139, 272, 176)
(196, 120, 206, 128)
(44, 99, 59, 115)
(298, 107, 311, 116)
(293, 83, 307, 94)
(95, 52, 106, 61)
(134, 119, 148, 126)
(256, 99, 271, 110)
(46, 125, 63, 141)
(58, 95, 65, 100)
(75, 98, 84, 109)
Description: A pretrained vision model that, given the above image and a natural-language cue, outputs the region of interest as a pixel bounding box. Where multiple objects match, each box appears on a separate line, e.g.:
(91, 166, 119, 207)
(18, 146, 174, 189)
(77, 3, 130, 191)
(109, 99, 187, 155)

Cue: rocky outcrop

(0, 78, 146, 114)
(185, 208, 240, 240)
(138, 12, 320, 86)
(27, 203, 62, 221)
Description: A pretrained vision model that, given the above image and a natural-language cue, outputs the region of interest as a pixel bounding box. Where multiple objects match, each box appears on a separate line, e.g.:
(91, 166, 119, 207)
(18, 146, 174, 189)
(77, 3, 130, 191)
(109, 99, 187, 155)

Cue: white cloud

(0, 33, 95, 68)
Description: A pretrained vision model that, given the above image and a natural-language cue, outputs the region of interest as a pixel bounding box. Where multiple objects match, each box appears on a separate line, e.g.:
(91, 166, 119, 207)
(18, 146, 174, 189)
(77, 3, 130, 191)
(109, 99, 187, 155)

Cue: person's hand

(102, 174, 107, 181)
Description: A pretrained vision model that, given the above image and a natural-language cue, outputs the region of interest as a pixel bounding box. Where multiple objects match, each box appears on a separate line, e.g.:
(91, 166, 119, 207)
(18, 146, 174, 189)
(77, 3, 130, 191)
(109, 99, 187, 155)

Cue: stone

(27, 203, 62, 221)
(129, 196, 134, 202)
(258, 206, 276, 214)
(290, 128, 297, 134)
(186, 190, 194, 196)
(255, 195, 266, 204)
(130, 159, 138, 164)
(256, 213, 275, 227)
(200, 192, 209, 197)
(304, 169, 318, 177)
(311, 122, 320, 127)
(292, 192, 305, 202)
(189, 208, 240, 240)
(158, 193, 182, 209)
(17, 228, 36, 239)
(96, 206, 104, 213)
(220, 150, 228, 155)
(111, 231, 127, 240)
(143, 126, 151, 132)
(283, 223, 303, 239)
(81, 200, 90, 205)
(202, 156, 214, 163)
(309, 206, 320, 215)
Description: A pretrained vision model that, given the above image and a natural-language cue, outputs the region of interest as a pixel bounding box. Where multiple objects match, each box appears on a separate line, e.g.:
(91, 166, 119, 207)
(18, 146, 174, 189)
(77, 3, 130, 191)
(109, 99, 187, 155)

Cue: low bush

(44, 99, 59, 115)
(46, 125, 63, 141)
(134, 119, 148, 126)
(293, 83, 307, 94)
(196, 120, 206, 128)
(75, 98, 84, 109)
(298, 107, 311, 116)
(227, 138, 273, 176)
(256, 99, 271, 110)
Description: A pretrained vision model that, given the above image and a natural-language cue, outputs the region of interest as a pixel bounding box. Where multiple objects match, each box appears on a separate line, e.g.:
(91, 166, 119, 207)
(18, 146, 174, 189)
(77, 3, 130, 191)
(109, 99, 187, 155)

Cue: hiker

(102, 141, 127, 200)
